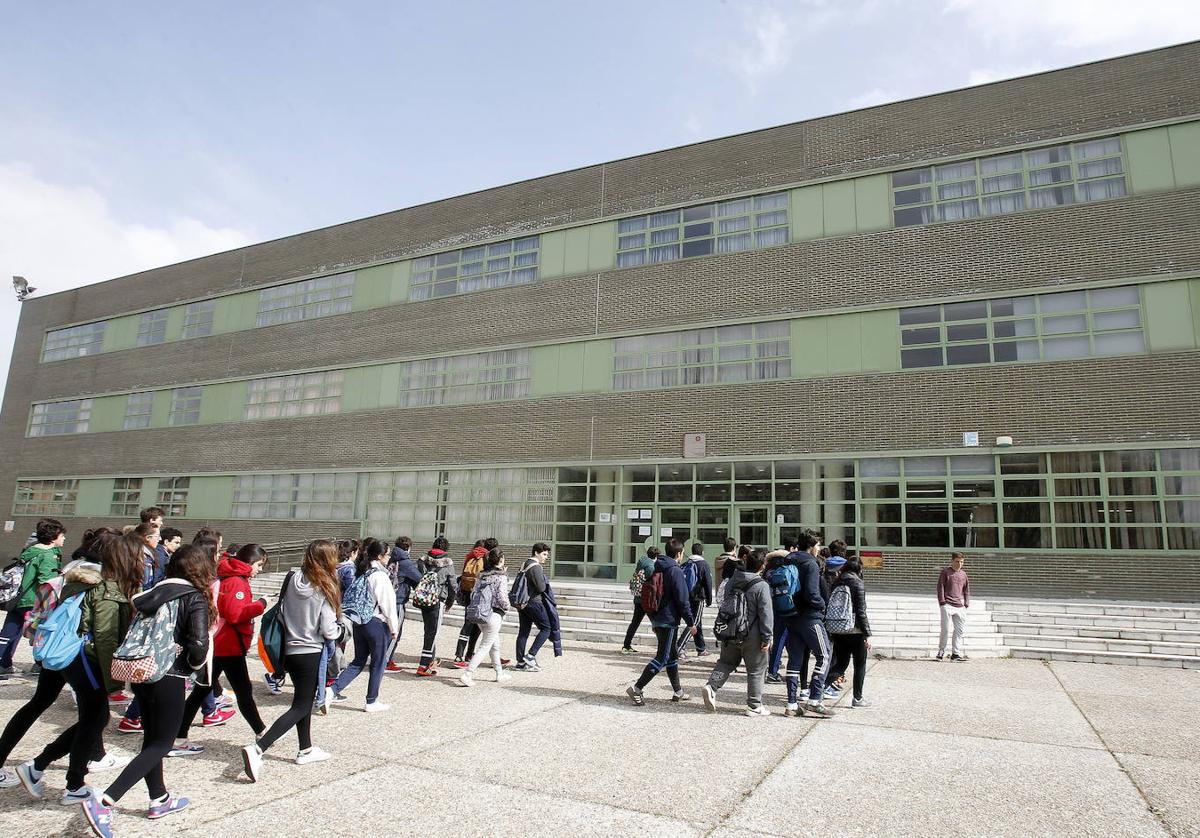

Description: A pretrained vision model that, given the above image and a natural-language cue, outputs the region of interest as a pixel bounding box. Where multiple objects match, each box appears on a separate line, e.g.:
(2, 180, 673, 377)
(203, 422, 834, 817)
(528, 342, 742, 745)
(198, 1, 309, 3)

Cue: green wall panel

(791, 186, 824, 240)
(100, 314, 139, 353)
(213, 291, 260, 334)
(1126, 127, 1176, 194)
(860, 308, 901, 371)
(186, 476, 235, 519)
(88, 395, 128, 433)
(822, 180, 857, 237)
(854, 175, 892, 232)
(539, 230, 568, 279)
(75, 479, 113, 517)
(555, 343, 586, 394)
(343, 366, 383, 411)
(353, 263, 405, 311)
(197, 382, 245, 425)
(529, 345, 561, 397)
(377, 363, 401, 407)
(164, 306, 187, 342)
(825, 313, 863, 374)
(149, 391, 171, 428)
(1168, 121, 1200, 188)
(586, 223, 616, 272)
(1192, 279, 1200, 341)
(581, 340, 614, 392)
(1145, 280, 1198, 352)
(137, 481, 157, 511)
(793, 316, 828, 376)
(560, 227, 589, 276)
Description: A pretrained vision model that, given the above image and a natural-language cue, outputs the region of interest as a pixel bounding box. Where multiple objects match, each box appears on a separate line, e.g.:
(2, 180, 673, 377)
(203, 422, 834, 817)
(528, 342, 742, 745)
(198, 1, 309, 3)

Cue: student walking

(936, 552, 970, 661)
(385, 536, 421, 671)
(620, 547, 659, 654)
(514, 543, 553, 672)
(458, 548, 513, 686)
(81, 544, 213, 838)
(241, 540, 343, 783)
(453, 538, 493, 666)
(1, 518, 65, 676)
(824, 556, 872, 707)
(329, 538, 399, 711)
(681, 543, 713, 657)
(626, 539, 696, 707)
(413, 537, 456, 677)
(701, 548, 773, 716)
(767, 532, 836, 718)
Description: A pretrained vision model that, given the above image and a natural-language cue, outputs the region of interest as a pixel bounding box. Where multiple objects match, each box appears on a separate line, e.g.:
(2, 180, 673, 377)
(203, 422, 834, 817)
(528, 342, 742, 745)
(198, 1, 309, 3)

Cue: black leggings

(623, 599, 645, 649)
(178, 655, 266, 738)
(828, 633, 868, 700)
(105, 676, 186, 803)
(32, 655, 109, 791)
(418, 605, 441, 668)
(257, 652, 320, 753)
(634, 625, 681, 693)
(455, 622, 480, 660)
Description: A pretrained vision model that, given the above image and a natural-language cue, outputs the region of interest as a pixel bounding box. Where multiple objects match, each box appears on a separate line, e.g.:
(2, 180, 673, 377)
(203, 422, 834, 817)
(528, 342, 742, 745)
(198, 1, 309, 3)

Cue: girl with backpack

(453, 538, 492, 667)
(0, 517, 65, 677)
(82, 544, 214, 837)
(329, 538, 398, 711)
(620, 547, 659, 655)
(13, 533, 141, 805)
(385, 536, 421, 672)
(457, 548, 513, 687)
(823, 555, 872, 708)
(413, 537, 456, 677)
(240, 539, 343, 783)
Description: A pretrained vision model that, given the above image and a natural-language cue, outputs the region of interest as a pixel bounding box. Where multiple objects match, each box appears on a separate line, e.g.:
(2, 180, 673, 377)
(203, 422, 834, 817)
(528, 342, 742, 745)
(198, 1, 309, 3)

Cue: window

(182, 300, 216, 339)
(124, 392, 155, 430)
(13, 479, 79, 515)
(28, 399, 92, 437)
(232, 472, 357, 520)
(613, 321, 791, 390)
(42, 322, 107, 362)
(616, 193, 788, 268)
(256, 273, 354, 327)
(397, 350, 531, 407)
(156, 477, 190, 516)
(111, 478, 143, 516)
(410, 236, 540, 301)
(169, 387, 203, 426)
(245, 371, 344, 420)
(892, 136, 1126, 228)
(136, 309, 169, 346)
(900, 285, 1144, 369)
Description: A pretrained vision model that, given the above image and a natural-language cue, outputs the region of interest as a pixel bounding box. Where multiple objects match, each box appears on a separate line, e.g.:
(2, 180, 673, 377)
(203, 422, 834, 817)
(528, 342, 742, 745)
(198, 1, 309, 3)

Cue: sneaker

(116, 716, 142, 734)
(202, 707, 237, 727)
(744, 705, 771, 717)
(765, 672, 783, 684)
(852, 697, 870, 708)
(671, 691, 692, 703)
(521, 659, 541, 672)
(241, 744, 263, 783)
(167, 743, 205, 757)
(951, 654, 970, 662)
(458, 672, 475, 688)
(0, 767, 19, 788)
(784, 704, 806, 717)
(495, 672, 513, 683)
(363, 701, 390, 713)
(16, 761, 44, 799)
(823, 687, 842, 700)
(701, 684, 717, 712)
(216, 694, 236, 709)
(320, 690, 333, 715)
(0, 665, 15, 677)
(805, 702, 836, 719)
(87, 753, 129, 772)
(935, 652, 945, 661)
(452, 658, 468, 669)
(262, 674, 283, 694)
(619, 646, 637, 655)
(385, 662, 403, 673)
(295, 746, 331, 765)
(696, 649, 712, 657)
(626, 685, 645, 707)
(330, 692, 349, 703)
(147, 794, 190, 820)
(61, 786, 91, 805)
(106, 691, 132, 703)
(81, 788, 115, 838)
(414, 666, 436, 677)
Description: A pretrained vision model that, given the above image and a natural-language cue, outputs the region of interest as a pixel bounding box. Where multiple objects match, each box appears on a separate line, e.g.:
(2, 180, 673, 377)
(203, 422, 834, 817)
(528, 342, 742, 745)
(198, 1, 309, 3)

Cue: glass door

(736, 506, 772, 548)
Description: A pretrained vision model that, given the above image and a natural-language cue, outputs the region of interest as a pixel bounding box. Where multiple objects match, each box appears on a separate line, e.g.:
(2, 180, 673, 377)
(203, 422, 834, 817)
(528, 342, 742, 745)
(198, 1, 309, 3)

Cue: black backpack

(712, 577, 763, 644)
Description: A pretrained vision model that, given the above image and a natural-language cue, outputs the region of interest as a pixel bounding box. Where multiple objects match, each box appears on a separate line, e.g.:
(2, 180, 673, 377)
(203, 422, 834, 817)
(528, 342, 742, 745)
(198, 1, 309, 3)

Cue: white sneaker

(0, 768, 19, 788)
(701, 684, 717, 712)
(87, 753, 130, 772)
(495, 672, 512, 683)
(241, 744, 264, 783)
(458, 671, 474, 688)
(363, 701, 390, 713)
(295, 746, 331, 765)
(744, 705, 771, 717)
(61, 786, 91, 805)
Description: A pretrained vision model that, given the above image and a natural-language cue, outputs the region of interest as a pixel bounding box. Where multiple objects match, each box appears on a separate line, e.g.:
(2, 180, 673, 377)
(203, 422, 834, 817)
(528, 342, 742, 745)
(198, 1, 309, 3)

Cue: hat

(826, 556, 847, 569)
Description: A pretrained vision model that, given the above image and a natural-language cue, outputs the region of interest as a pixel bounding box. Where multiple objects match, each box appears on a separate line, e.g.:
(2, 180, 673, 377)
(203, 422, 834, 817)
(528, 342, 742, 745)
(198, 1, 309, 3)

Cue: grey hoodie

(281, 571, 341, 653)
(727, 569, 774, 646)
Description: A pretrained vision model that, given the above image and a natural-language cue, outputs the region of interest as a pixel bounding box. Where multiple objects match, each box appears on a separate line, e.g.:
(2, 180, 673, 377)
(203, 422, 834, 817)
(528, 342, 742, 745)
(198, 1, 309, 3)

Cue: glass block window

(169, 387, 203, 426)
(28, 399, 93, 437)
(892, 136, 1126, 227)
(410, 236, 540, 301)
(231, 472, 356, 520)
(42, 322, 108, 362)
(111, 478, 143, 516)
(136, 309, 169, 347)
(398, 350, 531, 407)
(900, 285, 1144, 369)
(182, 300, 216, 339)
(256, 273, 355, 327)
(245, 371, 344, 420)
(616, 192, 789, 268)
(13, 479, 79, 515)
(612, 321, 791, 390)
(156, 477, 190, 516)
(124, 392, 155, 430)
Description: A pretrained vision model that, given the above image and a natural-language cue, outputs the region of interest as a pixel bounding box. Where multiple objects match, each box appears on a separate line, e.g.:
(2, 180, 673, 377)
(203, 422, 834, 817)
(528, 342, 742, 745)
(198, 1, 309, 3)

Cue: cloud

(945, 0, 1200, 50)
(0, 161, 255, 397)
(966, 63, 1051, 86)
(726, 4, 799, 92)
(839, 87, 904, 111)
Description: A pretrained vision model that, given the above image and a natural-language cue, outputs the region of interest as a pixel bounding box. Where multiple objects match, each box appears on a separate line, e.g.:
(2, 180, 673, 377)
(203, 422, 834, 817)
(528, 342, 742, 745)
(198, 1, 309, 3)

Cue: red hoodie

(213, 557, 267, 657)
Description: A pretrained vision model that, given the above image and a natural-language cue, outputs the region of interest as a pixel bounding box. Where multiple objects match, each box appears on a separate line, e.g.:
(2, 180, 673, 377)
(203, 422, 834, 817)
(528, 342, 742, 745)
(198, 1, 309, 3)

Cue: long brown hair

(133, 521, 159, 549)
(166, 544, 217, 627)
(101, 532, 143, 603)
(303, 539, 342, 619)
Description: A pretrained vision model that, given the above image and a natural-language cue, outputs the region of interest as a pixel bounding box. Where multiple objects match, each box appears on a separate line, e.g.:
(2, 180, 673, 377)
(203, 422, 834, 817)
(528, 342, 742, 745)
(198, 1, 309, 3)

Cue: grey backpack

(825, 584, 855, 634)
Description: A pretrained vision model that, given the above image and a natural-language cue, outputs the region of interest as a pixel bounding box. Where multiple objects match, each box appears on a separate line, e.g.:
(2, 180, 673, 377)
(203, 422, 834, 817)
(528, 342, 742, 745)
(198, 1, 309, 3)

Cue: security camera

(13, 276, 36, 302)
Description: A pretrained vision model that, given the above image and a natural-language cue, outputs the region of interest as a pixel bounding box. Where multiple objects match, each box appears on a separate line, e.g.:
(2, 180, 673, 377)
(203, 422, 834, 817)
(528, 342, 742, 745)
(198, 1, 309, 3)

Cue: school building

(2, 42, 1199, 600)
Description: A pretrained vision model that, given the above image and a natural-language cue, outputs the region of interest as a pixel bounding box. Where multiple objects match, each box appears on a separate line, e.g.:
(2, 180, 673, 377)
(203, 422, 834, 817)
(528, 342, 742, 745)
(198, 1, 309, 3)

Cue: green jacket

(68, 569, 131, 694)
(17, 544, 62, 609)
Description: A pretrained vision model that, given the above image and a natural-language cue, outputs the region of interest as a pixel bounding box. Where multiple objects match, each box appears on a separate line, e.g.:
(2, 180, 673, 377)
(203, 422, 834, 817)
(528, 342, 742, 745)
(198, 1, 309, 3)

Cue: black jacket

(777, 551, 826, 618)
(131, 578, 210, 676)
(835, 571, 871, 636)
(685, 555, 713, 606)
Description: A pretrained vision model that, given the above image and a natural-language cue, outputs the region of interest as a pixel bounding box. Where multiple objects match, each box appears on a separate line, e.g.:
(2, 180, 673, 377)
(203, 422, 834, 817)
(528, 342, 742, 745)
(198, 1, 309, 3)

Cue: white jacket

(368, 560, 400, 636)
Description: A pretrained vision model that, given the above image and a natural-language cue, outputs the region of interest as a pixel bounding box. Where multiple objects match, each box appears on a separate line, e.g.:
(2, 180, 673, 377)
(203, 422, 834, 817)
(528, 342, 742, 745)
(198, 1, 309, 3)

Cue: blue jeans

(332, 618, 389, 703)
(516, 601, 551, 663)
(0, 607, 30, 668)
(783, 616, 831, 703)
(315, 639, 336, 705)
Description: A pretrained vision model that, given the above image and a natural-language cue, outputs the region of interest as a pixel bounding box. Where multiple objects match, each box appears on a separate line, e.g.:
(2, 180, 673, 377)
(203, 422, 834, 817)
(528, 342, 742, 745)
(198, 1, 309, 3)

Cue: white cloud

(945, 0, 1200, 50)
(726, 4, 799, 92)
(0, 161, 254, 397)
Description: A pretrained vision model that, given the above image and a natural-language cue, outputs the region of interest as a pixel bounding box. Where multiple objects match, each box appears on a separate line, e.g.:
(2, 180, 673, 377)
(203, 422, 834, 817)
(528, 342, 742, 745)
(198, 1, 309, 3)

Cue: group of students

(0, 514, 567, 838)
(622, 531, 872, 717)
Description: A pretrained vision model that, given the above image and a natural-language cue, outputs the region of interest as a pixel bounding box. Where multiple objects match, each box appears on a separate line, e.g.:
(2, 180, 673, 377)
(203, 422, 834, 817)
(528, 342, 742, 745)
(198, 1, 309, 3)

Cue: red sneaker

(414, 666, 436, 677)
(385, 662, 403, 673)
(107, 690, 132, 703)
(202, 707, 237, 727)
(500, 658, 511, 666)
(117, 716, 142, 734)
(451, 660, 469, 669)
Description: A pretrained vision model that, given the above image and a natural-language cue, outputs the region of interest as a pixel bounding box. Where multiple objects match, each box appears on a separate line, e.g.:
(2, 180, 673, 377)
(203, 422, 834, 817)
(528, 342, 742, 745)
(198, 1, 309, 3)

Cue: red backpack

(640, 568, 665, 614)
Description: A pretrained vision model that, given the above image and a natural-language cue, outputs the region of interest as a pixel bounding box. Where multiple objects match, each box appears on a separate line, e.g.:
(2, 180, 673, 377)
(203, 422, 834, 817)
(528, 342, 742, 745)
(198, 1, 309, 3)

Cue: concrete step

(1010, 647, 1200, 669)
(988, 612, 1200, 631)
(1002, 633, 1200, 657)
(993, 621, 1200, 644)
(989, 601, 1200, 620)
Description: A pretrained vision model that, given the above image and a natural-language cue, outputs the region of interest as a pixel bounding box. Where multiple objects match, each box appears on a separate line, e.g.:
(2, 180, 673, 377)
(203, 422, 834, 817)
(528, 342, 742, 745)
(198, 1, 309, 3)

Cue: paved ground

(1, 622, 1197, 838)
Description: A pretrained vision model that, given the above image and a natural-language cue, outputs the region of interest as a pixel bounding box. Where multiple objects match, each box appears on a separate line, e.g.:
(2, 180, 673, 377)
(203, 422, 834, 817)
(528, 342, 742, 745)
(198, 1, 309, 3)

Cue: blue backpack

(766, 564, 800, 616)
(342, 568, 379, 625)
(32, 592, 87, 670)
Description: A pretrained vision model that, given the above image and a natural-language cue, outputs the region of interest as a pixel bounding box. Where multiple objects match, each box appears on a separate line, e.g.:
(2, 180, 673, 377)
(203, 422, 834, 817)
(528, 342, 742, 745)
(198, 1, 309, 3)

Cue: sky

(2, 0, 1199, 401)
